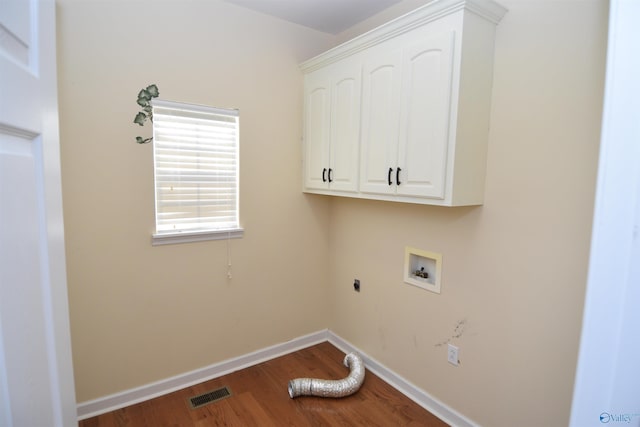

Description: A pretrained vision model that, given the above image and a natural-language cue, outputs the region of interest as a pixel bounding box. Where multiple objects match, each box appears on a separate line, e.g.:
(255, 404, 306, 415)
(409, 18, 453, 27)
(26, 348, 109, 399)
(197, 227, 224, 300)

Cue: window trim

(151, 228, 244, 246)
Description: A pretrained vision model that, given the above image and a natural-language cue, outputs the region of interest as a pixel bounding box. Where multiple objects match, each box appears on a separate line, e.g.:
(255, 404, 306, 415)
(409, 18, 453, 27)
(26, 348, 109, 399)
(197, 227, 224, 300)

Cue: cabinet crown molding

(300, 0, 507, 73)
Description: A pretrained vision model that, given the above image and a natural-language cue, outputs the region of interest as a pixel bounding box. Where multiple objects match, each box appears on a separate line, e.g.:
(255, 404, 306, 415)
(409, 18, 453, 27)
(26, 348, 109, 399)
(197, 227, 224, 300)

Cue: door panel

(0, 0, 31, 67)
(329, 64, 361, 192)
(359, 49, 402, 195)
(303, 72, 331, 190)
(0, 134, 56, 427)
(397, 31, 455, 199)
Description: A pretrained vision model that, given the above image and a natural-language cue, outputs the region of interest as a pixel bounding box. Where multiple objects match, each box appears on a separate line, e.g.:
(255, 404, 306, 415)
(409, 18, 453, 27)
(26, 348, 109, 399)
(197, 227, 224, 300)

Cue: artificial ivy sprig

(133, 84, 159, 144)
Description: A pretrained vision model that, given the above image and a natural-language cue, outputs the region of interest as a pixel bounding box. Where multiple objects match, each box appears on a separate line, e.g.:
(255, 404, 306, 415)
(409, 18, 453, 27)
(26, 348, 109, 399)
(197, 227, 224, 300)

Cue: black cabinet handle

(396, 167, 401, 186)
(322, 168, 327, 182)
(388, 168, 393, 186)
(328, 168, 333, 183)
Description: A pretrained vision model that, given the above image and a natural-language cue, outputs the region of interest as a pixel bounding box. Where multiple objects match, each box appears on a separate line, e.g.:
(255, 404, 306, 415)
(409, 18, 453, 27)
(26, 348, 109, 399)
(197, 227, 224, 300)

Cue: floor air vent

(188, 386, 232, 409)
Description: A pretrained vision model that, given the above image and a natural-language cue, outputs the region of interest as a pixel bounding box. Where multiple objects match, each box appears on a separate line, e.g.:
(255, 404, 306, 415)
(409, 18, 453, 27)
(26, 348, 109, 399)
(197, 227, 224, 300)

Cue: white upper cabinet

(360, 30, 455, 199)
(303, 56, 361, 193)
(301, 0, 507, 206)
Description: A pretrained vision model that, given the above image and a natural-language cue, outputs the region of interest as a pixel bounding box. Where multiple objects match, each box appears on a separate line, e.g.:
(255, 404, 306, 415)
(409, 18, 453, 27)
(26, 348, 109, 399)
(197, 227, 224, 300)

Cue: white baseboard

(76, 329, 329, 420)
(77, 329, 478, 427)
(327, 331, 480, 427)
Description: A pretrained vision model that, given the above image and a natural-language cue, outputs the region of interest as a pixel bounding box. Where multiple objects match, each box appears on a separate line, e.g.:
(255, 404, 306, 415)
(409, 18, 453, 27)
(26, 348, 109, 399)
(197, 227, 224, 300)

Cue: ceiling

(223, 0, 404, 35)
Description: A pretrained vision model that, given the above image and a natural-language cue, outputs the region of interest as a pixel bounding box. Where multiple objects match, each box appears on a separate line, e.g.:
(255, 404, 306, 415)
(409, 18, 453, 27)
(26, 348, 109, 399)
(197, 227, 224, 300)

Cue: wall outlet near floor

(353, 279, 360, 292)
(447, 344, 459, 366)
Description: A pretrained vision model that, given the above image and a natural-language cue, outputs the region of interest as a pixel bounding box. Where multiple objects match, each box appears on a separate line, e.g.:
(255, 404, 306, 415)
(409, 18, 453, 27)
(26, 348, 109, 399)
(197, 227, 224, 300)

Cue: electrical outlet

(447, 344, 459, 366)
(353, 279, 360, 292)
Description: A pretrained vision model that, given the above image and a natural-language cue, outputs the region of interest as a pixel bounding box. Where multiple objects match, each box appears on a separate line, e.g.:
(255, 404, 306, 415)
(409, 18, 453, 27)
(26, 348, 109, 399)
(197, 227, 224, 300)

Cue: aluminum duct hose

(288, 352, 365, 399)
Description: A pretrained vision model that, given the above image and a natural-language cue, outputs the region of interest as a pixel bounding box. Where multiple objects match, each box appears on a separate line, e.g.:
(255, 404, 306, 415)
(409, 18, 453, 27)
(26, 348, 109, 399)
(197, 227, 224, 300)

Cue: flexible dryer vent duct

(288, 352, 365, 399)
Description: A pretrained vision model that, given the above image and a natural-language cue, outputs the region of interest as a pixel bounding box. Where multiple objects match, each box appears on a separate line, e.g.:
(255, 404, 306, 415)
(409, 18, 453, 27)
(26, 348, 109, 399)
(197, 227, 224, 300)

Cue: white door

(328, 58, 361, 193)
(0, 1, 77, 426)
(359, 47, 403, 196)
(569, 1, 640, 425)
(396, 31, 454, 199)
(303, 70, 331, 190)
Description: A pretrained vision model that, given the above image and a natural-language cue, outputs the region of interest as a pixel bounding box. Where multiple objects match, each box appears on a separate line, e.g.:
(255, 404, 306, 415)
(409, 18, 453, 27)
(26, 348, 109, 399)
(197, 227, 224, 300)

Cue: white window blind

(152, 99, 241, 241)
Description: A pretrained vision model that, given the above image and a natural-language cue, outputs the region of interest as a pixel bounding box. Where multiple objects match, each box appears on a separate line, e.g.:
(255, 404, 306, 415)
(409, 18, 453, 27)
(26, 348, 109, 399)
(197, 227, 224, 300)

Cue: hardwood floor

(80, 342, 449, 426)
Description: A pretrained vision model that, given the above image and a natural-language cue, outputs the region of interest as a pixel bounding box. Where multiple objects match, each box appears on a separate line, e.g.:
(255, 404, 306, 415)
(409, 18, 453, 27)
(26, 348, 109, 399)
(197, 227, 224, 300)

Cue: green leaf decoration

(138, 89, 151, 101)
(134, 112, 147, 126)
(133, 84, 159, 144)
(136, 136, 152, 144)
(146, 84, 159, 97)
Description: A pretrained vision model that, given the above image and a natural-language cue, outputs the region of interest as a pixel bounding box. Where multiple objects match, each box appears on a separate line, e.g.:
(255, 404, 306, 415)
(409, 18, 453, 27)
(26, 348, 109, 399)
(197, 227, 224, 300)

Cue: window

(151, 99, 242, 245)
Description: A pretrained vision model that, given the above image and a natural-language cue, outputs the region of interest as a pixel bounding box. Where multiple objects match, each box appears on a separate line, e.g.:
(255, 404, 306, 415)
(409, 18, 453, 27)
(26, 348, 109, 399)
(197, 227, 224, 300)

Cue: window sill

(152, 228, 244, 246)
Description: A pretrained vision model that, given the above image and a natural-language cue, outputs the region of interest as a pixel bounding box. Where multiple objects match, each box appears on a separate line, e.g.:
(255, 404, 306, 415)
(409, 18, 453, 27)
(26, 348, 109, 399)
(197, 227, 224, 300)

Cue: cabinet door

(328, 61, 361, 192)
(397, 31, 455, 199)
(359, 48, 403, 195)
(303, 71, 331, 190)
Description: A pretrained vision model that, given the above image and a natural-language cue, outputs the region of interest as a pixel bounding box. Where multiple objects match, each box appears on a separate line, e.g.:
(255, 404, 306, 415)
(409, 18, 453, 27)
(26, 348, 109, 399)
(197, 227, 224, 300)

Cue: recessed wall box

(404, 247, 442, 294)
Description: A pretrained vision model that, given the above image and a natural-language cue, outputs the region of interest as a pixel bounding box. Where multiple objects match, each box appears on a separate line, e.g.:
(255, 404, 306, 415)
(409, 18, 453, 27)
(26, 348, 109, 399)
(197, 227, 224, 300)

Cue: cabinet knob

(328, 168, 333, 183)
(396, 167, 401, 186)
(388, 168, 393, 186)
(322, 168, 327, 182)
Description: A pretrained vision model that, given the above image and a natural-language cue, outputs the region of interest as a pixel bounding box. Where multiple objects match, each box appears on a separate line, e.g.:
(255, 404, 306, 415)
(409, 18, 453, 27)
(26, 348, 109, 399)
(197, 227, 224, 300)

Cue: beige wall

(56, 0, 334, 402)
(328, 1, 607, 426)
(58, 0, 608, 425)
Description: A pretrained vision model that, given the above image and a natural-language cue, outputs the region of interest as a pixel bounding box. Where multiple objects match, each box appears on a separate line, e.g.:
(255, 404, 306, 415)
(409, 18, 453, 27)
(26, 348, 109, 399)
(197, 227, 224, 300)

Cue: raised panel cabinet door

(303, 71, 331, 190)
(359, 48, 403, 195)
(328, 60, 361, 193)
(397, 31, 455, 199)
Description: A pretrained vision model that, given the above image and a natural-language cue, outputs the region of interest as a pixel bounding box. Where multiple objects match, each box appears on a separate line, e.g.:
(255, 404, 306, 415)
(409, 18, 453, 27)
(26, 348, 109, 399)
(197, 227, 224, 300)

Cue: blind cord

(227, 231, 232, 280)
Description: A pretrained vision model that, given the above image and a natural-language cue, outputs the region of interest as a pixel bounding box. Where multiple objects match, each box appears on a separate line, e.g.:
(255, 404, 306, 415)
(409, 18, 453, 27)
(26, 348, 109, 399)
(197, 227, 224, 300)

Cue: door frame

(570, 1, 640, 425)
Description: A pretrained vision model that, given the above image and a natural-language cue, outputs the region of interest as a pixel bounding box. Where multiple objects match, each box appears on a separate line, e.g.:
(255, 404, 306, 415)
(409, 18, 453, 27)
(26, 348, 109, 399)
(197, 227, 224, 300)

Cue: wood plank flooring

(80, 342, 449, 426)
